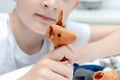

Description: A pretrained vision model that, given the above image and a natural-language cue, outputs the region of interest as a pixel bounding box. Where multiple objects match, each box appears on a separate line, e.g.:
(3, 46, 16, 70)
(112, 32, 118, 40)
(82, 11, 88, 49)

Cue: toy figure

(100, 57, 120, 74)
(93, 70, 120, 80)
(46, 10, 77, 49)
(46, 10, 77, 61)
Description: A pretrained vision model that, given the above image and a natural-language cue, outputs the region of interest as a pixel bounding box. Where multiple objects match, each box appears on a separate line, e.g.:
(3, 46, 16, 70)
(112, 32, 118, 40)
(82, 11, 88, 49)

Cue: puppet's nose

(63, 31, 77, 44)
(69, 33, 77, 43)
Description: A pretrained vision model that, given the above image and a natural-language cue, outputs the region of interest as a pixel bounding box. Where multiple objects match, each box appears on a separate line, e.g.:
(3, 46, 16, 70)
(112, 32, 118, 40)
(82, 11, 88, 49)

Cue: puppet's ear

(46, 26, 55, 40)
(56, 10, 65, 28)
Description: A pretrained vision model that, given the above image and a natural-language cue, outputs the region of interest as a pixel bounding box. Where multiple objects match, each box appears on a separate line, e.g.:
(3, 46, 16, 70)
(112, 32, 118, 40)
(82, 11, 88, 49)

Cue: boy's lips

(35, 13, 56, 22)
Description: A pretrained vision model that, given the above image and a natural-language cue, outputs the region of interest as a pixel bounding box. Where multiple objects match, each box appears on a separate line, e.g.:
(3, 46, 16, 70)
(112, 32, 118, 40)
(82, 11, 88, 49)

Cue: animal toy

(46, 10, 77, 61)
(100, 57, 120, 74)
(46, 10, 77, 49)
(93, 70, 120, 80)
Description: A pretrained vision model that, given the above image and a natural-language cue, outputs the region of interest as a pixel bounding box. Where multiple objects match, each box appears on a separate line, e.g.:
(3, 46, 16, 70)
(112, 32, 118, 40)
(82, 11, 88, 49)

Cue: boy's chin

(31, 25, 50, 35)
(34, 29, 46, 35)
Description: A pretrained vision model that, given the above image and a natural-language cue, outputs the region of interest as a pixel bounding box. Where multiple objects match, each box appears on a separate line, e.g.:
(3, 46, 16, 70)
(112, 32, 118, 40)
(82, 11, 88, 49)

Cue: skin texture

(19, 46, 76, 80)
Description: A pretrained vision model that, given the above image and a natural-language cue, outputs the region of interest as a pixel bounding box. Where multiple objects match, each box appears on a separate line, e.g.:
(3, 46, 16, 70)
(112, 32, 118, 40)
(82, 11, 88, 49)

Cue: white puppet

(100, 57, 120, 74)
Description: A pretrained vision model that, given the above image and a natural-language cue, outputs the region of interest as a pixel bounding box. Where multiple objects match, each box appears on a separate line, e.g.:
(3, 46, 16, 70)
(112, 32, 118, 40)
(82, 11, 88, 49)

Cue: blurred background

(69, 0, 120, 25)
(0, 0, 120, 25)
(0, 0, 15, 13)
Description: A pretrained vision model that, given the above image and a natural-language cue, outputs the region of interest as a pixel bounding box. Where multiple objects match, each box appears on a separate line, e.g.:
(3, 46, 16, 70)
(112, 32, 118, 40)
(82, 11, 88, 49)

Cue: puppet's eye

(58, 34, 61, 37)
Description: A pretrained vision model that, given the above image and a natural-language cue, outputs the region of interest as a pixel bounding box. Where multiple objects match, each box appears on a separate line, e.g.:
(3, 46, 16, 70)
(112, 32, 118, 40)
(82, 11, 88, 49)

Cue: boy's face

(14, 0, 79, 35)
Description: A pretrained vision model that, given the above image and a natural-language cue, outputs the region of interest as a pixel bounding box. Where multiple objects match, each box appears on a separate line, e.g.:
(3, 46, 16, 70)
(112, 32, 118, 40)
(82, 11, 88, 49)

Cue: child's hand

(19, 46, 76, 80)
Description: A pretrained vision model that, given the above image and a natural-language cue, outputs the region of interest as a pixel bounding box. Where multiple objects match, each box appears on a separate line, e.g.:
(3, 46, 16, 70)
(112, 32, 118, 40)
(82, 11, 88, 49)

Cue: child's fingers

(47, 46, 76, 64)
(46, 59, 73, 80)
(39, 67, 68, 80)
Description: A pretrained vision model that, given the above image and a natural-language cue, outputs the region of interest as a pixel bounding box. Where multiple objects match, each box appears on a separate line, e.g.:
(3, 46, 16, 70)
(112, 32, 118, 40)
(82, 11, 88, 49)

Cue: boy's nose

(41, 0, 58, 11)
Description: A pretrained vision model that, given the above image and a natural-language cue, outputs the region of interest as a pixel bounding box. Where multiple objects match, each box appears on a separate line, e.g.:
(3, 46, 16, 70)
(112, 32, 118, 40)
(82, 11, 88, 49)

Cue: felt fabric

(99, 57, 120, 74)
(73, 68, 94, 80)
(73, 63, 105, 73)
(46, 10, 77, 49)
(46, 10, 77, 61)
(93, 70, 120, 80)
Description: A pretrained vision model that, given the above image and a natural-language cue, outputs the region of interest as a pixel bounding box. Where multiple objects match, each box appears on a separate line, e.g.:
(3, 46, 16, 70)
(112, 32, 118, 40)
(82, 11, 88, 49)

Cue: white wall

(101, 0, 120, 9)
(70, 0, 120, 24)
(0, 0, 15, 13)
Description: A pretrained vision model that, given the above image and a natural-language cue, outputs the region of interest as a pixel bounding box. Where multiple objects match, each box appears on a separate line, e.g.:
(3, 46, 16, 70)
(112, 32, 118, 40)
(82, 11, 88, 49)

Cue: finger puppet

(73, 68, 94, 80)
(73, 63, 105, 80)
(93, 70, 120, 80)
(46, 10, 77, 49)
(46, 10, 77, 61)
(73, 63, 105, 73)
(100, 57, 120, 74)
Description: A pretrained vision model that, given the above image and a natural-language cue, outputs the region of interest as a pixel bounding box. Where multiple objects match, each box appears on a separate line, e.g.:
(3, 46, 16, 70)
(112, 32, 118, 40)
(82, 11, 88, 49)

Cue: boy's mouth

(35, 13, 56, 22)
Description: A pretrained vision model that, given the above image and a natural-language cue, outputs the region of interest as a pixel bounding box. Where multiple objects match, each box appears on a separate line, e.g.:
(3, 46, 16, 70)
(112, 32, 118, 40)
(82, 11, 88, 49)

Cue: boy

(0, 0, 120, 80)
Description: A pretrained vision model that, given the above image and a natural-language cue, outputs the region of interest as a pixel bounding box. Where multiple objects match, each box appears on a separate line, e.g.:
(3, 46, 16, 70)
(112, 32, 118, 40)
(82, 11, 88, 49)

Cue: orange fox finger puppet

(46, 10, 77, 61)
(93, 70, 120, 80)
(46, 10, 77, 49)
